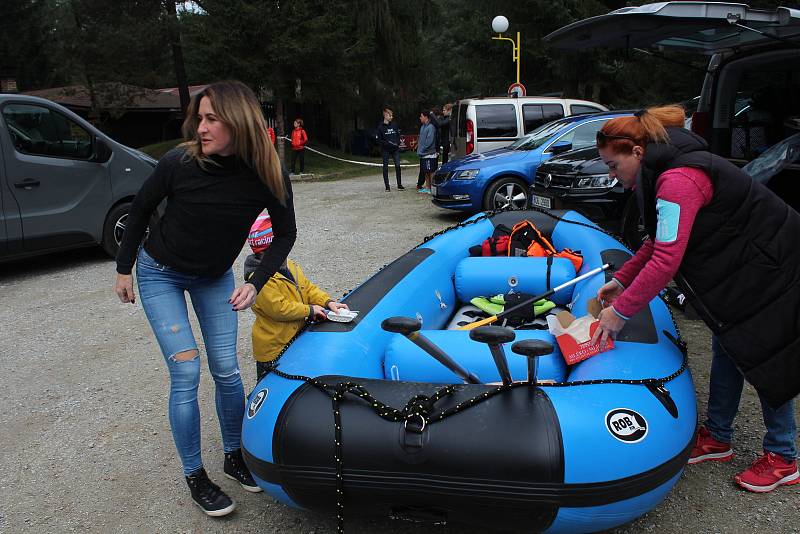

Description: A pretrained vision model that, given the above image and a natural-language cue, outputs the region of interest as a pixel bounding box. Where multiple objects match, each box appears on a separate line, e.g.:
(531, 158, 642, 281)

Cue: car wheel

(102, 202, 131, 258)
(484, 177, 529, 211)
(621, 197, 647, 251)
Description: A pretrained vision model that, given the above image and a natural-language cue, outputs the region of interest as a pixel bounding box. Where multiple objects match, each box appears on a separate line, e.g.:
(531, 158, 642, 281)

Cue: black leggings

(291, 149, 305, 173)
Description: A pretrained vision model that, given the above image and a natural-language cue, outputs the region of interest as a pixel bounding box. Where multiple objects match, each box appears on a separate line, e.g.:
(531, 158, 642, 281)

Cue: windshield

(510, 119, 572, 151)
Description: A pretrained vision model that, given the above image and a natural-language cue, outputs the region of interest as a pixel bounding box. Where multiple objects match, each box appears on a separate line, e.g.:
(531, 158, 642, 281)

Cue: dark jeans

(382, 150, 402, 188)
(291, 149, 305, 173)
(441, 143, 450, 164)
(705, 336, 797, 460)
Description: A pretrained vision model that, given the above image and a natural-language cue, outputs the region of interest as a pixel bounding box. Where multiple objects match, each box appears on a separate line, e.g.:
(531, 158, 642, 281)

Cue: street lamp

(491, 15, 521, 85)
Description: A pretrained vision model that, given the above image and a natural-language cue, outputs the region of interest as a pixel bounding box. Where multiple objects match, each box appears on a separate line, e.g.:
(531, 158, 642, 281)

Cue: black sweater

(116, 148, 297, 292)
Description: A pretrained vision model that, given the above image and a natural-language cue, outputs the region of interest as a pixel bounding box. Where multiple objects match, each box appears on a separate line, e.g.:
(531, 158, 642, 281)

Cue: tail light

(466, 119, 474, 155)
(690, 111, 709, 141)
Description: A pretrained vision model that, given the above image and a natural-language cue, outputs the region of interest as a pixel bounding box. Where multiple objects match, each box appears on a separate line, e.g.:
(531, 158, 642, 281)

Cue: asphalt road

(0, 171, 797, 533)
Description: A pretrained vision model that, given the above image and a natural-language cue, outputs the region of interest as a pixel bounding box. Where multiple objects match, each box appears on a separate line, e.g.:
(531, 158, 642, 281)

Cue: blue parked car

(431, 110, 633, 212)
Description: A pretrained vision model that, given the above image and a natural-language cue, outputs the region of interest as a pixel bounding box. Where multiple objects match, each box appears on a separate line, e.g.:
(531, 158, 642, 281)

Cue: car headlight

(576, 174, 617, 188)
(455, 169, 479, 180)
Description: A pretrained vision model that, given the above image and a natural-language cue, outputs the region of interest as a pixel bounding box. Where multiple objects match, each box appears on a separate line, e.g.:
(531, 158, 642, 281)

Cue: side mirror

(548, 140, 573, 155)
(94, 138, 112, 163)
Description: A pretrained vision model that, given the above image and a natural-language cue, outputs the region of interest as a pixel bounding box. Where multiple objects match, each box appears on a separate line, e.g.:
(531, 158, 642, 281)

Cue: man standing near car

(416, 111, 437, 193)
(376, 108, 403, 192)
(439, 103, 453, 164)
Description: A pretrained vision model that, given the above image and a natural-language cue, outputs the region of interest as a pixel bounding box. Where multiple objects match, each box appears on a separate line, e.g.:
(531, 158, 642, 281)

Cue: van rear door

(545, 2, 800, 52)
(1, 101, 111, 253)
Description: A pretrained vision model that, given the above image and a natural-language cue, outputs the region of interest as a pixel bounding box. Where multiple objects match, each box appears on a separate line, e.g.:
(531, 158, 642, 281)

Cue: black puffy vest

(638, 128, 800, 408)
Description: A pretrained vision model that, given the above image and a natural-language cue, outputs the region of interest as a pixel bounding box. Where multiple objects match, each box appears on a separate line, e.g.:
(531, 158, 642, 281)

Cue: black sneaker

(224, 449, 263, 493)
(185, 468, 236, 517)
(398, 185, 405, 190)
(385, 187, 391, 192)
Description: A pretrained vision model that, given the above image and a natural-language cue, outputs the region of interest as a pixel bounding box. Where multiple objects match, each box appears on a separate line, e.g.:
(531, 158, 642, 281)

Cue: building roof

(22, 83, 206, 111)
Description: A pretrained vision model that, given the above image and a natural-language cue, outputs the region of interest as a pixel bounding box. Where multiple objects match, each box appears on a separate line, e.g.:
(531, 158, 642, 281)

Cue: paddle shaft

(459, 263, 612, 331)
(409, 332, 482, 384)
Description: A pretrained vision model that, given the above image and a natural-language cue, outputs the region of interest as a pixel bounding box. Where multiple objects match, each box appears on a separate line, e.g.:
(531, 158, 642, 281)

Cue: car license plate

(430, 186, 437, 196)
(532, 194, 552, 209)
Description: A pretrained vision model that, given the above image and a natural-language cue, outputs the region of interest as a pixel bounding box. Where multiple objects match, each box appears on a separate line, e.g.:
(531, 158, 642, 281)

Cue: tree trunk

(164, 0, 190, 115)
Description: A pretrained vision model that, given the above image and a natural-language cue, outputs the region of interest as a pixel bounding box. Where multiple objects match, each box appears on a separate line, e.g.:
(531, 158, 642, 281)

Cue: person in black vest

(376, 107, 403, 191)
(591, 105, 799, 494)
(114, 81, 297, 516)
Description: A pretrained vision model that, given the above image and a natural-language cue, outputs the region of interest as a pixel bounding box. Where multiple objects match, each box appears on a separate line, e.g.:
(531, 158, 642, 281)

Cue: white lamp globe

(492, 15, 509, 34)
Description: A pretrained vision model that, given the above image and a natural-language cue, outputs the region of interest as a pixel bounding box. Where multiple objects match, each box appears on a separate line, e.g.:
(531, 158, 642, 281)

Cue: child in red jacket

(290, 118, 308, 174)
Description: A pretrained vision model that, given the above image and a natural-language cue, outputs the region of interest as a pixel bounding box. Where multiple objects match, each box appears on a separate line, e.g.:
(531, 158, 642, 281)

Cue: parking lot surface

(1, 171, 797, 533)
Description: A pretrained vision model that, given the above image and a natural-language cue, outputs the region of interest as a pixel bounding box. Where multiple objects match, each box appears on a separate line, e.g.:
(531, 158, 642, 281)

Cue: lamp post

(491, 15, 521, 85)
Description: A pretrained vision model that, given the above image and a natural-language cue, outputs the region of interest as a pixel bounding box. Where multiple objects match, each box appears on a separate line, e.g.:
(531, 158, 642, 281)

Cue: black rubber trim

(310, 248, 434, 332)
(243, 424, 693, 508)
(602, 248, 659, 344)
(490, 209, 568, 241)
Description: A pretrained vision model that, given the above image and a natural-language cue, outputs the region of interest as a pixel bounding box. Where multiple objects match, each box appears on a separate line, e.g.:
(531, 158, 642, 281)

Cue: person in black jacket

(592, 105, 799, 494)
(376, 108, 403, 191)
(439, 102, 453, 164)
(113, 81, 297, 516)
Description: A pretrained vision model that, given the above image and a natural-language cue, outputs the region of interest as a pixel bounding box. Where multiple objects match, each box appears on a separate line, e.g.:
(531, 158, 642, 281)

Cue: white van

(450, 96, 608, 160)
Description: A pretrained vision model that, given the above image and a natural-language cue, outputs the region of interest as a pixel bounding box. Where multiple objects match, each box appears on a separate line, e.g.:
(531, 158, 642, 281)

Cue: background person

(439, 102, 453, 164)
(113, 80, 297, 516)
(290, 117, 308, 174)
(416, 110, 437, 193)
(591, 105, 799, 494)
(376, 107, 403, 191)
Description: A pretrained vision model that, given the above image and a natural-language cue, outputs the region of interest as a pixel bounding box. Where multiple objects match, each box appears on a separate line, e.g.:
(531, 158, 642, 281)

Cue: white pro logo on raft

(247, 389, 269, 419)
(605, 408, 648, 443)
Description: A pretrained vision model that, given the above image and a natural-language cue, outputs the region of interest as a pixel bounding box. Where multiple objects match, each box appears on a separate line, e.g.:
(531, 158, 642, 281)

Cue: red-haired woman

(591, 105, 799, 493)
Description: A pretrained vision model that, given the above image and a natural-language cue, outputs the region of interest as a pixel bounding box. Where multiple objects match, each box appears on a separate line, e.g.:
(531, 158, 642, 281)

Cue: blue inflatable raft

(242, 209, 696, 533)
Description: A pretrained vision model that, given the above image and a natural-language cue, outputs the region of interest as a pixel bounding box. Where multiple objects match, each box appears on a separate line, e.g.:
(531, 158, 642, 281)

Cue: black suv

(541, 2, 800, 246)
(530, 147, 641, 247)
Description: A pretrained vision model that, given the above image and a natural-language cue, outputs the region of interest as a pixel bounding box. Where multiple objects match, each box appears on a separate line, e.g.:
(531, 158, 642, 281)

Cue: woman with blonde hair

(591, 105, 799, 493)
(113, 80, 296, 516)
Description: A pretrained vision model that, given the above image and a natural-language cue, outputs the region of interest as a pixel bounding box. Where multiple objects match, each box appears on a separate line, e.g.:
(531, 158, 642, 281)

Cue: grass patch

(137, 139, 419, 179)
(138, 138, 183, 159)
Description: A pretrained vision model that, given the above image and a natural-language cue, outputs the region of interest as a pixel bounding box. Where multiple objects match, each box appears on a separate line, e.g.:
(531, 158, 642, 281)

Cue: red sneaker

(688, 426, 733, 465)
(735, 452, 800, 493)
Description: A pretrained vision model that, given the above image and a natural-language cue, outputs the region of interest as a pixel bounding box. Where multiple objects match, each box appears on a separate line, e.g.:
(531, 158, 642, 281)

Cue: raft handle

(646, 382, 679, 419)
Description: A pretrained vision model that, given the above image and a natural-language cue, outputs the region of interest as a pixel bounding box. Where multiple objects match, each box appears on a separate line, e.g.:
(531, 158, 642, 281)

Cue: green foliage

(6, 0, 787, 147)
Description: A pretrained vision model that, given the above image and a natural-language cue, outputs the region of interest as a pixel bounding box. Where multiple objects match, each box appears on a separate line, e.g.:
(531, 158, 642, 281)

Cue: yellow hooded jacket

(251, 259, 332, 362)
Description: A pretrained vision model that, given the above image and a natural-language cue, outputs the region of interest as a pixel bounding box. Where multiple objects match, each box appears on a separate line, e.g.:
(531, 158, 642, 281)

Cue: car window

(2, 104, 93, 159)
(553, 121, 606, 151)
(523, 104, 565, 134)
(475, 104, 517, 138)
(570, 104, 603, 115)
(511, 118, 572, 151)
(729, 67, 800, 160)
(457, 103, 467, 137)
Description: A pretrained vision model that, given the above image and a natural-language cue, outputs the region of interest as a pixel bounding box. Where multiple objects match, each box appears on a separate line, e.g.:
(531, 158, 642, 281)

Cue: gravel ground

(1, 171, 798, 534)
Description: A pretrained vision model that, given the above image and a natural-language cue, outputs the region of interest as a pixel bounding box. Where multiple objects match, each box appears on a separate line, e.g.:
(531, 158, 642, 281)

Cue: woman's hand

(327, 301, 349, 312)
(596, 280, 623, 306)
(230, 283, 257, 311)
(310, 304, 328, 321)
(591, 306, 626, 350)
(115, 274, 136, 304)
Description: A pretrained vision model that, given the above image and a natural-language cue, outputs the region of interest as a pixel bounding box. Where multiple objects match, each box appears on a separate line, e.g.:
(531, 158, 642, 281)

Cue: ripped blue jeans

(136, 247, 244, 475)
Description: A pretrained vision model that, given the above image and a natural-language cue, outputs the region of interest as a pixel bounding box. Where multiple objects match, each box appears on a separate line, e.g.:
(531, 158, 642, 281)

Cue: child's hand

(310, 304, 328, 321)
(328, 301, 349, 312)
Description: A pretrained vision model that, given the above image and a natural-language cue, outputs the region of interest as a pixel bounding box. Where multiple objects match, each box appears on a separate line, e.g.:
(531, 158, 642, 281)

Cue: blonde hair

(597, 105, 686, 154)
(180, 81, 286, 204)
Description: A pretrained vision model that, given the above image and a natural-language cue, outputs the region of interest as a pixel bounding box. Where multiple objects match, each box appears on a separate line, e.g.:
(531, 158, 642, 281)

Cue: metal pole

(516, 31, 521, 85)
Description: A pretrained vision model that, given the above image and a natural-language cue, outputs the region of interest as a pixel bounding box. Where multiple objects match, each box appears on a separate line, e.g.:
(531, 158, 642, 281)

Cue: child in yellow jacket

(244, 215, 348, 381)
